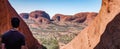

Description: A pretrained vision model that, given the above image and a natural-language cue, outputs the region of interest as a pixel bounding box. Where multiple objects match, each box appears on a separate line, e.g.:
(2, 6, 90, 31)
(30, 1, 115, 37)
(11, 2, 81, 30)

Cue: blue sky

(9, 0, 102, 17)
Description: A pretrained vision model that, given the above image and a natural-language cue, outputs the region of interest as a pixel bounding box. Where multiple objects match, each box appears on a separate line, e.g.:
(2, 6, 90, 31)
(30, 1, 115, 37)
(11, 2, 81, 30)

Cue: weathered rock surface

(52, 14, 67, 21)
(61, 0, 120, 49)
(75, 12, 98, 24)
(0, 0, 41, 49)
(52, 12, 97, 24)
(19, 13, 29, 19)
(34, 17, 51, 24)
(20, 10, 51, 24)
(29, 10, 50, 20)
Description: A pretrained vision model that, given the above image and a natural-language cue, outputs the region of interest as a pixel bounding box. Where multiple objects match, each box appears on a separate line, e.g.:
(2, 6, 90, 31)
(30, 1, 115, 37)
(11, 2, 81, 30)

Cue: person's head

(11, 17, 20, 28)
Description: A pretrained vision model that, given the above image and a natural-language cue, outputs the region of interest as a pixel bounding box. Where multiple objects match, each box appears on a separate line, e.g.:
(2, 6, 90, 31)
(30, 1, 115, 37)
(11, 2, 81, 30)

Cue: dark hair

(11, 17, 20, 28)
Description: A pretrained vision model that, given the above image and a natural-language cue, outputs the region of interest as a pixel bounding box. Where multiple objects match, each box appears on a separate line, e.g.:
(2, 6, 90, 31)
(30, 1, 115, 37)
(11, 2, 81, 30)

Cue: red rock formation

(0, 0, 41, 49)
(52, 12, 97, 23)
(29, 10, 50, 20)
(52, 14, 68, 22)
(83, 12, 98, 24)
(74, 12, 88, 23)
(35, 17, 51, 24)
(61, 0, 120, 49)
(94, 13, 120, 49)
(52, 14, 82, 22)
(29, 10, 51, 24)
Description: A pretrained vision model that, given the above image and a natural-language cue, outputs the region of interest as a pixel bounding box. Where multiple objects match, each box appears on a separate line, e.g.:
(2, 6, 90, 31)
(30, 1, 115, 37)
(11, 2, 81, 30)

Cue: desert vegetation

(23, 19, 86, 49)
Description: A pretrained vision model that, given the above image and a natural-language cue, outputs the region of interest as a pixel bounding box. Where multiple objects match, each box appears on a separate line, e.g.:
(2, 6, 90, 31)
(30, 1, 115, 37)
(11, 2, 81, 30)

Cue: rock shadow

(94, 13, 120, 49)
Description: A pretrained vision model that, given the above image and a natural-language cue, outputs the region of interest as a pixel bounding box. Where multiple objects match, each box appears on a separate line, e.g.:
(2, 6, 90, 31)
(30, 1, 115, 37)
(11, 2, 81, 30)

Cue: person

(1, 17, 26, 49)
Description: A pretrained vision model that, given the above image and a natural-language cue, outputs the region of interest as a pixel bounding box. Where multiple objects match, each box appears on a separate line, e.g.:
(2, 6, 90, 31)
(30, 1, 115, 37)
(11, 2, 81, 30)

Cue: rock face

(94, 13, 120, 49)
(20, 10, 51, 24)
(52, 12, 97, 24)
(19, 13, 29, 19)
(34, 17, 51, 24)
(52, 14, 63, 21)
(29, 10, 51, 24)
(61, 0, 120, 49)
(29, 10, 50, 20)
(75, 12, 98, 24)
(0, 0, 41, 49)
(52, 14, 73, 22)
(20, 12, 97, 24)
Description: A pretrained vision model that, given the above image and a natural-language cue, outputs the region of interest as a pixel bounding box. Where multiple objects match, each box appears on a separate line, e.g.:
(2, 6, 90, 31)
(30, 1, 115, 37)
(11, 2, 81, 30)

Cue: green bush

(59, 35, 74, 44)
(41, 38, 59, 49)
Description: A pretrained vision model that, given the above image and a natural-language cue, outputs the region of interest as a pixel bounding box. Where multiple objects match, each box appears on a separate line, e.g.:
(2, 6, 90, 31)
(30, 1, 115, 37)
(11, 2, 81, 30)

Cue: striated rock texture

(61, 0, 120, 49)
(52, 12, 97, 24)
(0, 0, 41, 49)
(19, 13, 29, 19)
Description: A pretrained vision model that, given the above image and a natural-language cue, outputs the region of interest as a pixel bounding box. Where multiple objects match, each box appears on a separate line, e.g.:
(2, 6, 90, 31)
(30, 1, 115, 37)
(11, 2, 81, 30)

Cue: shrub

(59, 35, 74, 44)
(41, 38, 59, 49)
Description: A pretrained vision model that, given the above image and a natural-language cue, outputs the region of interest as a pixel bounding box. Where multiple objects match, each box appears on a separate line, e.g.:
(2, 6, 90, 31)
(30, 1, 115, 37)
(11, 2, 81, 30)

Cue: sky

(9, 0, 102, 18)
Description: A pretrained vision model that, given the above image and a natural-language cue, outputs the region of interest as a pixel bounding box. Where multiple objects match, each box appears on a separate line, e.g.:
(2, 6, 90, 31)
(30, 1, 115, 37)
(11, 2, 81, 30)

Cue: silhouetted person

(1, 17, 26, 49)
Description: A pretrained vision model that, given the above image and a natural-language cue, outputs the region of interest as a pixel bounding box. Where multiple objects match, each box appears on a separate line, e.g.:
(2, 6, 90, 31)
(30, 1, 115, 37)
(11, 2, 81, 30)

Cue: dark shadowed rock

(94, 13, 120, 49)
(56, 16, 61, 21)
(19, 13, 29, 19)
(0, 0, 42, 49)
(35, 17, 51, 24)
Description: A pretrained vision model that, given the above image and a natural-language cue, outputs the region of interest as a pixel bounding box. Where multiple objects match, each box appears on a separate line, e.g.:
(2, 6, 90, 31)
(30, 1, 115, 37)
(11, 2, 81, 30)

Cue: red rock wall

(0, 0, 41, 49)
(61, 0, 120, 49)
(94, 13, 120, 49)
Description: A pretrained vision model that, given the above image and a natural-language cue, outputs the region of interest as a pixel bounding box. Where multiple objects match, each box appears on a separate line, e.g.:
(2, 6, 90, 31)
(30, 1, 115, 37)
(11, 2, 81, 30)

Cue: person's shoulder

(2, 30, 12, 37)
(16, 31, 24, 35)
(16, 31, 25, 37)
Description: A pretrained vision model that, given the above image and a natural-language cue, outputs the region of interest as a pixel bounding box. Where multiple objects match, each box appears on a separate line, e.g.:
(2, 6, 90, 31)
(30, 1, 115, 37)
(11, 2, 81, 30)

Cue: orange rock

(35, 17, 51, 24)
(75, 12, 98, 24)
(29, 10, 50, 20)
(61, 0, 120, 49)
(29, 10, 51, 24)
(52, 12, 97, 23)
(0, 0, 42, 49)
(52, 14, 69, 22)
